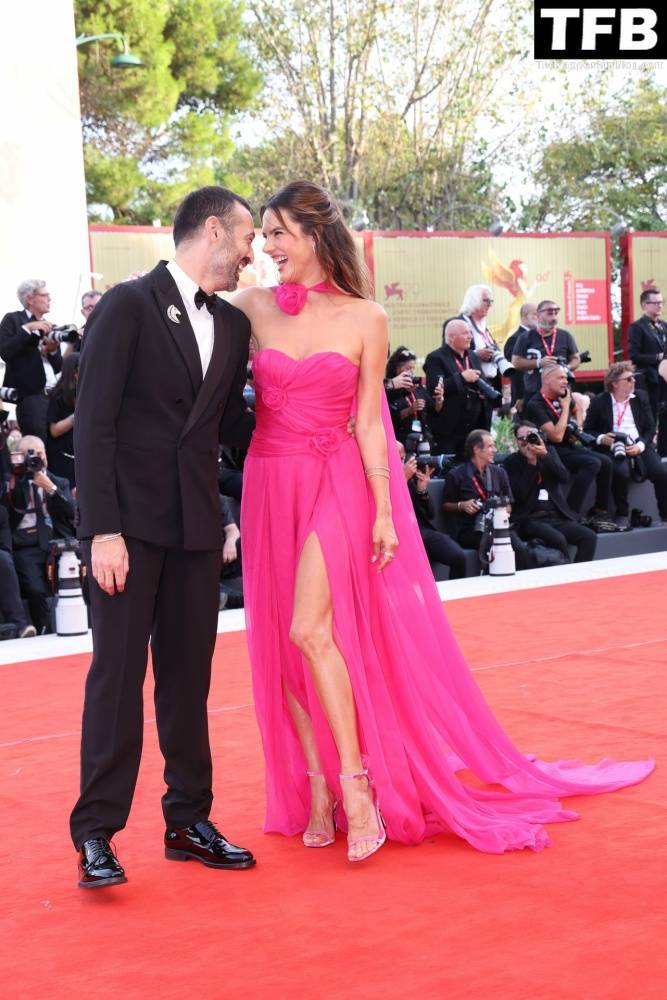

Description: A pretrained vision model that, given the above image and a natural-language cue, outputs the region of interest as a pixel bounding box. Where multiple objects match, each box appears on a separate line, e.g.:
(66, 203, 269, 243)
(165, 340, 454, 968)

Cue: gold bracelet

(366, 470, 390, 479)
(364, 465, 390, 474)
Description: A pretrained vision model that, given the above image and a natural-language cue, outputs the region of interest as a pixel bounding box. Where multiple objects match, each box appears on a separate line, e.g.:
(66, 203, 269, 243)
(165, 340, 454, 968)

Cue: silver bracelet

(94, 532, 122, 542)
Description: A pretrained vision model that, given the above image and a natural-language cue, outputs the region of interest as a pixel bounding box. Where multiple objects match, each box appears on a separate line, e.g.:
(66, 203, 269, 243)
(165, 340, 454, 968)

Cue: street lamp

(75, 33, 144, 68)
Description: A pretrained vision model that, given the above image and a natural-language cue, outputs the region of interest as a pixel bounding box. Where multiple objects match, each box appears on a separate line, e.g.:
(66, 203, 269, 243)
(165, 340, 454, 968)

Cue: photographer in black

(0, 280, 75, 439)
(583, 361, 667, 528)
(442, 429, 529, 567)
(398, 444, 467, 580)
(46, 351, 79, 489)
(385, 346, 444, 446)
(525, 360, 613, 524)
(0, 414, 37, 637)
(511, 299, 580, 402)
(628, 287, 667, 455)
(424, 319, 498, 460)
(504, 421, 597, 562)
(2, 435, 75, 633)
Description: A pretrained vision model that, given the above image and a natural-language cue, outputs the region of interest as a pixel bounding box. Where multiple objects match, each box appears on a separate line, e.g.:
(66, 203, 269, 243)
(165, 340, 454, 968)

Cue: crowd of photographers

(2, 277, 667, 637)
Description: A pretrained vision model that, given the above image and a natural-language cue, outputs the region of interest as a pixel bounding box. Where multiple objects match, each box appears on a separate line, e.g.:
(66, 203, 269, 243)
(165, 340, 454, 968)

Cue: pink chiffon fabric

(241, 348, 654, 853)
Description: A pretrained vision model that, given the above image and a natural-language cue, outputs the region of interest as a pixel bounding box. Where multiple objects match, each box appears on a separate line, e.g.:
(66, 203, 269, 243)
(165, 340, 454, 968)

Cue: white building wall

(0, 0, 90, 387)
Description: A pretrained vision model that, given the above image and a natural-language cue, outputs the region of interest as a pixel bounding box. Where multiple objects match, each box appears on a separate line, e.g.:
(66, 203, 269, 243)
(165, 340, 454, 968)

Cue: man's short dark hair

(464, 428, 490, 459)
(513, 420, 538, 437)
(173, 186, 253, 246)
(640, 287, 661, 306)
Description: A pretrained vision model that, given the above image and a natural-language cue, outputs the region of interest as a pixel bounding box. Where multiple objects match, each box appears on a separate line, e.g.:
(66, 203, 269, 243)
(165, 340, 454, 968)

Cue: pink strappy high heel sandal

(339, 769, 386, 863)
(302, 770, 338, 848)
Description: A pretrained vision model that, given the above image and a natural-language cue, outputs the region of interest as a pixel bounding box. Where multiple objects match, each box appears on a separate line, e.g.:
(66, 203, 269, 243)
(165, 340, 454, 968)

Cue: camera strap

(540, 391, 562, 419)
(538, 331, 558, 356)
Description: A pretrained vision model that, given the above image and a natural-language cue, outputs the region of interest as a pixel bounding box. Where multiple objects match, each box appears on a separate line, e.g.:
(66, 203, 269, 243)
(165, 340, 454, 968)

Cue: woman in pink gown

(235, 181, 654, 862)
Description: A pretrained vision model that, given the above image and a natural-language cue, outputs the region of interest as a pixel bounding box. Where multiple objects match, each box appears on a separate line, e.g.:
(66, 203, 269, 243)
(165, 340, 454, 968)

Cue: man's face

(522, 305, 538, 329)
(449, 324, 472, 354)
(536, 302, 560, 332)
(26, 287, 51, 319)
(476, 433, 496, 463)
(213, 203, 256, 292)
(477, 289, 493, 318)
(81, 294, 101, 321)
(612, 370, 636, 401)
(643, 292, 664, 321)
(543, 366, 569, 397)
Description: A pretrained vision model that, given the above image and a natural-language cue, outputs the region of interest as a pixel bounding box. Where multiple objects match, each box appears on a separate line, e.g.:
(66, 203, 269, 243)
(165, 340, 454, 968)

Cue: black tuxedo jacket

(423, 344, 484, 445)
(4, 472, 75, 543)
(0, 309, 62, 396)
(583, 389, 656, 448)
(628, 316, 667, 384)
(503, 447, 575, 524)
(74, 262, 255, 550)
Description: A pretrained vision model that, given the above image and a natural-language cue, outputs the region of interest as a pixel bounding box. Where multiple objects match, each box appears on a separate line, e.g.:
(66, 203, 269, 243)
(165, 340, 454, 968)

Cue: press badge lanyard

(615, 400, 631, 429)
(454, 353, 471, 372)
(538, 331, 558, 356)
(540, 392, 562, 419)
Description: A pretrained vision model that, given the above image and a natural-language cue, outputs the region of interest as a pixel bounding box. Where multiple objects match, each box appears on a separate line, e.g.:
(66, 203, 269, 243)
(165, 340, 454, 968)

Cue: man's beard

(215, 239, 245, 291)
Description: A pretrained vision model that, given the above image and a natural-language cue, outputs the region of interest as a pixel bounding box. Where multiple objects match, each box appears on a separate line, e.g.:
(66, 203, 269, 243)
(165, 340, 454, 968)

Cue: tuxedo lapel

(640, 315, 664, 352)
(179, 302, 234, 442)
(151, 261, 203, 393)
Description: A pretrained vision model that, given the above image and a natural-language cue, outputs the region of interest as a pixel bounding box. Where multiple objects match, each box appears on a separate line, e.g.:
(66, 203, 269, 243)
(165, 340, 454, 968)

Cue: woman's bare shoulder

(231, 285, 275, 317)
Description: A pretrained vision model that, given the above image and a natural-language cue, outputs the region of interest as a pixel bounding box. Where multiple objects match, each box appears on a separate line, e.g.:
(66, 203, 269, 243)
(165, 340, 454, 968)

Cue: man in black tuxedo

(583, 361, 667, 528)
(424, 319, 485, 460)
(0, 280, 62, 439)
(2, 435, 75, 631)
(504, 422, 597, 562)
(70, 186, 258, 888)
(627, 287, 667, 455)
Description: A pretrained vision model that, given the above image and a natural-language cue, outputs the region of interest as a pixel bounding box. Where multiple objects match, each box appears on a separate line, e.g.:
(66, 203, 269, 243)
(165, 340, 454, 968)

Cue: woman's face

(262, 208, 315, 283)
(397, 360, 416, 376)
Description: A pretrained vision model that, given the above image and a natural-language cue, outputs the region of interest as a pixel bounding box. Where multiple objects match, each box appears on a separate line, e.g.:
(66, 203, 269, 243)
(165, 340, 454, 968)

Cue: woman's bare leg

(283, 686, 335, 842)
(289, 532, 380, 860)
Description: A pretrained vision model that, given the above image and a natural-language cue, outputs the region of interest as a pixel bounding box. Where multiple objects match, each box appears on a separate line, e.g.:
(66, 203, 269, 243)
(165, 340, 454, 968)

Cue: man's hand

(461, 369, 480, 384)
(527, 439, 548, 460)
(41, 337, 60, 354)
(390, 372, 414, 391)
(600, 433, 616, 448)
(477, 347, 494, 362)
(91, 536, 129, 595)
(403, 455, 417, 481)
(24, 320, 52, 335)
(222, 531, 239, 563)
(415, 465, 432, 492)
(433, 377, 444, 409)
(626, 443, 642, 457)
(412, 397, 426, 413)
(459, 498, 480, 515)
(32, 470, 56, 494)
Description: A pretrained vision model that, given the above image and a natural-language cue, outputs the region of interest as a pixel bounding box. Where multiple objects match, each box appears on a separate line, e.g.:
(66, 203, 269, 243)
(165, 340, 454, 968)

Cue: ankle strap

(339, 769, 369, 782)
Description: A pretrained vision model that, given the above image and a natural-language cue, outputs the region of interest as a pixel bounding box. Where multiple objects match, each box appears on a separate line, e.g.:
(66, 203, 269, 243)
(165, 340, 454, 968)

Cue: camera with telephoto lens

(566, 421, 596, 447)
(488, 348, 513, 376)
(10, 448, 45, 479)
(0, 386, 18, 403)
(44, 324, 80, 345)
(523, 430, 544, 446)
(405, 429, 453, 478)
(609, 431, 635, 459)
(474, 494, 511, 533)
(475, 377, 502, 403)
(554, 350, 591, 381)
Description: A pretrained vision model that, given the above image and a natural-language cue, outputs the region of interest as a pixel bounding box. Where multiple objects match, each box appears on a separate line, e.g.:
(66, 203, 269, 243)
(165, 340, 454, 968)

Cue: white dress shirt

(166, 259, 215, 377)
(609, 393, 645, 452)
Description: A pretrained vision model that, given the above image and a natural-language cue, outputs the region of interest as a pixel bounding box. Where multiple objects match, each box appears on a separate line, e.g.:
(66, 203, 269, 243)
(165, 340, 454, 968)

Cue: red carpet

(1, 571, 665, 999)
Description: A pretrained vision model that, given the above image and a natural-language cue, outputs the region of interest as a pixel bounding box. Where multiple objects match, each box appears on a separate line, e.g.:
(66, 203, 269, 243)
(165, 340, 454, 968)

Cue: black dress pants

(70, 537, 222, 848)
(0, 550, 31, 628)
(609, 448, 667, 520)
(12, 544, 50, 630)
(420, 528, 467, 579)
(517, 516, 597, 563)
(558, 445, 612, 514)
(16, 393, 49, 440)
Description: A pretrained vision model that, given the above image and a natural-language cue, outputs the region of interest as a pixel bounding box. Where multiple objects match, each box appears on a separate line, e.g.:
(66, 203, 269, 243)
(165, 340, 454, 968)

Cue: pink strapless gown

(241, 349, 654, 853)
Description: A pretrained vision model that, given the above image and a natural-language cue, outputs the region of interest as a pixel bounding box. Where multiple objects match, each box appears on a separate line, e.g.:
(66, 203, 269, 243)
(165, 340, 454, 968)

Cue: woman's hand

(372, 514, 399, 572)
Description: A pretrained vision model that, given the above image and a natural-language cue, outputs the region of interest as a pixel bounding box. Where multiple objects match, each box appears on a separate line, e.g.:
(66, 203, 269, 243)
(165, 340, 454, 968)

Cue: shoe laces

(192, 819, 221, 842)
(85, 837, 113, 862)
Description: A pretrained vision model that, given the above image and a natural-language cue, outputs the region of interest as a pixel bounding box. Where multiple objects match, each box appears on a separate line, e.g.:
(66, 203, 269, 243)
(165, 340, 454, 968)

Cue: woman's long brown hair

(261, 181, 371, 300)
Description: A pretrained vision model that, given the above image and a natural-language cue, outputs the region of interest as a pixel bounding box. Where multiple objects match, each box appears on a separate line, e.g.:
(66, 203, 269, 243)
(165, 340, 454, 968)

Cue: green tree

(232, 0, 529, 229)
(75, 0, 260, 222)
(517, 77, 667, 233)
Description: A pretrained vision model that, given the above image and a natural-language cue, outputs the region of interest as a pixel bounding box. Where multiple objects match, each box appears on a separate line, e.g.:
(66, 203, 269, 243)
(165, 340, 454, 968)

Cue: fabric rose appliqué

(309, 427, 345, 457)
(261, 386, 288, 410)
(273, 283, 308, 316)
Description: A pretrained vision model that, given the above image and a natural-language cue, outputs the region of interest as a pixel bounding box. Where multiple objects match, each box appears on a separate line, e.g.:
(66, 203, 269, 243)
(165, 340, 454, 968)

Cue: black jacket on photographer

(0, 309, 62, 438)
(387, 383, 434, 446)
(424, 344, 484, 459)
(407, 476, 467, 579)
(583, 389, 667, 521)
(442, 461, 513, 545)
(627, 316, 667, 449)
(513, 327, 578, 400)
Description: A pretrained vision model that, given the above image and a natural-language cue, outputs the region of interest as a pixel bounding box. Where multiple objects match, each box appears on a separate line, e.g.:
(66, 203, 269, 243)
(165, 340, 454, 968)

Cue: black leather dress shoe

(78, 838, 127, 888)
(164, 820, 256, 869)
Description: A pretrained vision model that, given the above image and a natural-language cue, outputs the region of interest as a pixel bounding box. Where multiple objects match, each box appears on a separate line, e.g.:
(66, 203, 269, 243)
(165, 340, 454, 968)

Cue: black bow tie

(194, 288, 218, 314)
